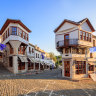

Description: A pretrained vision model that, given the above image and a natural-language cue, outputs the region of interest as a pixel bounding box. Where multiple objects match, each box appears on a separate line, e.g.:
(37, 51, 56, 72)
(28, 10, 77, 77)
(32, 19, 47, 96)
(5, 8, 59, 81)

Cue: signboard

(0, 43, 6, 50)
(90, 47, 96, 53)
(41, 53, 45, 59)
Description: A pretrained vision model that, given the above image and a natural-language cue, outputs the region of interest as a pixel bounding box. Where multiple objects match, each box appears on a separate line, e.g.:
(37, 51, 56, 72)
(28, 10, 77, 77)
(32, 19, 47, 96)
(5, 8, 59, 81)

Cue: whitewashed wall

(55, 21, 79, 47)
(55, 30, 78, 45)
(2, 35, 29, 45)
(81, 22, 92, 32)
(26, 44, 35, 57)
(2, 23, 29, 36)
(57, 22, 77, 32)
(1, 23, 29, 43)
(70, 30, 78, 39)
(34, 50, 41, 59)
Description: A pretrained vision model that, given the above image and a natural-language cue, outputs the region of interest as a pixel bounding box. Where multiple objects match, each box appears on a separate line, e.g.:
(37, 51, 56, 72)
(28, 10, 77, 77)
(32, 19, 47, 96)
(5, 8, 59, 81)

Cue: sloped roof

(29, 43, 35, 47)
(0, 19, 31, 34)
(54, 18, 95, 32)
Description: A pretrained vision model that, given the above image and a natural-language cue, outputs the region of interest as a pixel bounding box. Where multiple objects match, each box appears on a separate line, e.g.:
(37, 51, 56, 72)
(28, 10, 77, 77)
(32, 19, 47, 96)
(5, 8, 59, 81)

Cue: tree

(56, 55, 62, 66)
(49, 52, 57, 63)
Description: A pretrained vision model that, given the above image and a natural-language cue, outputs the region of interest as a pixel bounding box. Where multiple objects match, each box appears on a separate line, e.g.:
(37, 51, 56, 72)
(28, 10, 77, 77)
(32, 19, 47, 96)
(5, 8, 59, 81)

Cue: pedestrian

(50, 66, 52, 70)
(52, 65, 54, 70)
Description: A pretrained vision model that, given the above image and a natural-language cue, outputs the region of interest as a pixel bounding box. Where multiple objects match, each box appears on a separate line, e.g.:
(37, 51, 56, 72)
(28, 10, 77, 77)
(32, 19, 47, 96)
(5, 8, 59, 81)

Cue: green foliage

(49, 52, 57, 63)
(49, 53, 62, 68)
(55, 55, 62, 67)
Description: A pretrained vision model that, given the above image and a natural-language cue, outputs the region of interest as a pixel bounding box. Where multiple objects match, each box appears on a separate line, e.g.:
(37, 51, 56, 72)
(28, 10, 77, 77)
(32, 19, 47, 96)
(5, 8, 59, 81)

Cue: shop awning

(41, 61, 44, 65)
(19, 56, 28, 62)
(19, 56, 25, 62)
(23, 57, 28, 62)
(40, 60, 44, 65)
(28, 57, 35, 62)
(31, 58, 35, 62)
(44, 62, 49, 65)
(35, 59, 40, 63)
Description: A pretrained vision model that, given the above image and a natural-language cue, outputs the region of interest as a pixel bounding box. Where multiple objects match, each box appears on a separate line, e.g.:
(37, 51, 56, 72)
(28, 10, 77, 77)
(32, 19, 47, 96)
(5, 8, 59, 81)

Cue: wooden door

(64, 34, 69, 46)
(64, 61, 70, 77)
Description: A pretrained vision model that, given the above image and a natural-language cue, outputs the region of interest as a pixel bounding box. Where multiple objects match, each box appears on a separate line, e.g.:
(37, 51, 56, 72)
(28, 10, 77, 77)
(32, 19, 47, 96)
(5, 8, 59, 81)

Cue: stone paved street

(0, 69, 96, 96)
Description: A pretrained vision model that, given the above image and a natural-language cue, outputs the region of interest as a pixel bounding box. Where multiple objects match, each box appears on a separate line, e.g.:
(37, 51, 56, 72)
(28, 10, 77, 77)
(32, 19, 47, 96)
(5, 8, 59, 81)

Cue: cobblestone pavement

(0, 69, 96, 96)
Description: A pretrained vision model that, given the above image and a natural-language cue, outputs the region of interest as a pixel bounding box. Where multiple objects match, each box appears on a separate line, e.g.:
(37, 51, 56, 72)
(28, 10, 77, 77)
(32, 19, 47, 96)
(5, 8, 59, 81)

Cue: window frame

(80, 31, 83, 40)
(29, 47, 31, 54)
(75, 61, 86, 74)
(12, 27, 17, 35)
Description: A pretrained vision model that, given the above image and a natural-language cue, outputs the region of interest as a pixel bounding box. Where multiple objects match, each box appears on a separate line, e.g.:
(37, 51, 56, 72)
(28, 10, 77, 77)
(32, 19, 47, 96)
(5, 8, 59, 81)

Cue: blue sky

(0, 0, 96, 55)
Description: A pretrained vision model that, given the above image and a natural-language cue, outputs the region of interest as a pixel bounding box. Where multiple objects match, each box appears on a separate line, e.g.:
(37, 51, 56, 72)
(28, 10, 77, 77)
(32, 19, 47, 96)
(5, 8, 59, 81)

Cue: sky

(0, 0, 96, 55)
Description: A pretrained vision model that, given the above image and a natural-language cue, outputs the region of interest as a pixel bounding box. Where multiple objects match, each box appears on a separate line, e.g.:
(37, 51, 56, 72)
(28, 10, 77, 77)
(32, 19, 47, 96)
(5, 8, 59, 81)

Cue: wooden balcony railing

(57, 39, 78, 48)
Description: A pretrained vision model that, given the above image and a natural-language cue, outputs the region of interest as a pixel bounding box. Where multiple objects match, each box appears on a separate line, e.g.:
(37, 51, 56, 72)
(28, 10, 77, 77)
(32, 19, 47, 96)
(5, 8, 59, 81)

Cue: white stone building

(54, 18, 96, 79)
(0, 19, 55, 74)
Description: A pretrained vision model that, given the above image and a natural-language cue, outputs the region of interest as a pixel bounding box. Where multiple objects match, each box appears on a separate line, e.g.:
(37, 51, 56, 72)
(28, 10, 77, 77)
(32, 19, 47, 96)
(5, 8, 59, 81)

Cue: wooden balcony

(57, 39, 78, 48)
(56, 39, 93, 49)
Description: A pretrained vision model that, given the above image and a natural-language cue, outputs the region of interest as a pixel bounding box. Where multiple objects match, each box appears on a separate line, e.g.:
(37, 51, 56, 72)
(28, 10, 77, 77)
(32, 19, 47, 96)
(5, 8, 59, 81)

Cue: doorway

(64, 61, 70, 77)
(64, 34, 69, 46)
(9, 57, 13, 67)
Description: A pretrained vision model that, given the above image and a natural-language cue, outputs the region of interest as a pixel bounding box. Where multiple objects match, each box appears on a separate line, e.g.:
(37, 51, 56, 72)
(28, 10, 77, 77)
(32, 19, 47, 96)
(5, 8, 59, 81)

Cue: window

(90, 53, 93, 58)
(89, 64, 94, 71)
(38, 54, 39, 58)
(21, 46, 24, 52)
(80, 31, 92, 42)
(93, 40, 95, 47)
(65, 48, 69, 54)
(29, 47, 31, 53)
(12, 27, 17, 35)
(4, 32, 6, 39)
(78, 49, 81, 54)
(75, 61, 86, 74)
(86, 33, 89, 41)
(80, 31, 83, 40)
(36, 53, 37, 58)
(72, 48, 85, 54)
(89, 34, 91, 42)
(3, 33, 5, 41)
(8, 28, 9, 36)
(26, 34, 28, 40)
(18, 46, 25, 55)
(27, 34, 29, 41)
(23, 32, 25, 39)
(6, 31, 7, 38)
(82, 49, 85, 54)
(18, 57, 25, 70)
(76, 48, 79, 54)
(32, 48, 34, 53)
(23, 32, 26, 39)
(65, 35, 69, 39)
(19, 29, 22, 37)
(18, 47, 20, 52)
(83, 32, 85, 40)
(84, 32, 86, 40)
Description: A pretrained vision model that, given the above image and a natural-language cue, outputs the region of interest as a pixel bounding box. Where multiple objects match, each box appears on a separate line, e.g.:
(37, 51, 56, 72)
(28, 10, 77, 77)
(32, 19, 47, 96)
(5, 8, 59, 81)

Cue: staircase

(0, 62, 12, 75)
